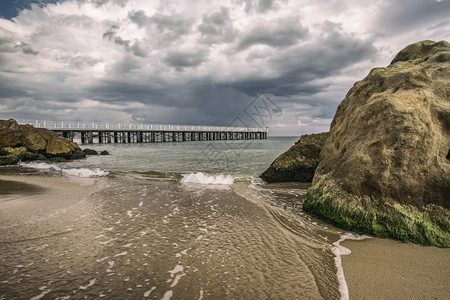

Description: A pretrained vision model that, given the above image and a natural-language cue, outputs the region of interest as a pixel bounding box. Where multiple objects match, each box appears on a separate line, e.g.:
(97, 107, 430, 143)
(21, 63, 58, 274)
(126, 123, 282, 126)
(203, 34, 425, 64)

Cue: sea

(0, 137, 365, 300)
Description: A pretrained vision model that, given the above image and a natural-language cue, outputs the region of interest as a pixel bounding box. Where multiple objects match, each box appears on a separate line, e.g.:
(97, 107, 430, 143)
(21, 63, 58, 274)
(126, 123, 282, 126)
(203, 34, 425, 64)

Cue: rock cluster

(260, 132, 328, 182)
(0, 119, 85, 165)
(302, 40, 450, 247)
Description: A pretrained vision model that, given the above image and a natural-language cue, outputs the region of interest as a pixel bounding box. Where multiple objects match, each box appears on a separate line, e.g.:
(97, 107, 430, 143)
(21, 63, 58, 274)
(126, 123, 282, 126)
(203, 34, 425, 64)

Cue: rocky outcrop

(303, 40, 450, 247)
(83, 149, 99, 155)
(260, 132, 328, 182)
(0, 119, 85, 164)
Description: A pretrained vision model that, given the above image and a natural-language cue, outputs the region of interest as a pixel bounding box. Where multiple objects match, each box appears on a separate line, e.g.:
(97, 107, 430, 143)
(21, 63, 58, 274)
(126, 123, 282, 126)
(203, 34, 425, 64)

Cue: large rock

(303, 40, 450, 247)
(260, 132, 328, 182)
(0, 119, 85, 164)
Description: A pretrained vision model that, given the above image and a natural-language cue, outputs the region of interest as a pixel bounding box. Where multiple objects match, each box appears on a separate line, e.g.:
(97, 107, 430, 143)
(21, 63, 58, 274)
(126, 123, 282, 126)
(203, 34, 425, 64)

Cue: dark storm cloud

(110, 55, 141, 74)
(128, 10, 147, 27)
(0, 76, 30, 98)
(235, 0, 281, 14)
(237, 16, 308, 50)
(198, 7, 238, 44)
(229, 31, 377, 97)
(150, 13, 193, 35)
(257, 0, 275, 13)
(2, 0, 449, 134)
(88, 81, 161, 103)
(113, 37, 147, 58)
(102, 24, 120, 39)
(375, 0, 450, 35)
(164, 49, 209, 71)
(103, 26, 147, 58)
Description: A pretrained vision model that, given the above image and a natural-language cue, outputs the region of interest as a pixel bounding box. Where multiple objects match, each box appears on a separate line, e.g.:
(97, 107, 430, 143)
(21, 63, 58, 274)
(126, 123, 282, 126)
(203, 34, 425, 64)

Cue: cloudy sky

(0, 0, 449, 135)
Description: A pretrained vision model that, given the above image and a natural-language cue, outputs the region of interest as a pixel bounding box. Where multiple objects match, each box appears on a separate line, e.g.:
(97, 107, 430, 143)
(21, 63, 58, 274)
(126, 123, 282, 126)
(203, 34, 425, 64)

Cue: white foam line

(144, 287, 156, 297)
(113, 251, 128, 257)
(30, 289, 51, 300)
(170, 273, 185, 288)
(161, 290, 173, 300)
(79, 278, 96, 290)
(332, 233, 369, 300)
(96, 256, 110, 262)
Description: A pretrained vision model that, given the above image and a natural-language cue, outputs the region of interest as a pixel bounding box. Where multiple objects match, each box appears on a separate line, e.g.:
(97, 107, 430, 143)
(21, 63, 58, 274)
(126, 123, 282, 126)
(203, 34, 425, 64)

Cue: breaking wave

(180, 172, 234, 185)
(19, 162, 109, 178)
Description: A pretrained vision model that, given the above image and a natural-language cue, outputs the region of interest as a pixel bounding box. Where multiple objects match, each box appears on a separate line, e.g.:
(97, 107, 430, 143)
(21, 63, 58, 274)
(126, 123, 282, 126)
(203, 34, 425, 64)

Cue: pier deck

(24, 121, 268, 144)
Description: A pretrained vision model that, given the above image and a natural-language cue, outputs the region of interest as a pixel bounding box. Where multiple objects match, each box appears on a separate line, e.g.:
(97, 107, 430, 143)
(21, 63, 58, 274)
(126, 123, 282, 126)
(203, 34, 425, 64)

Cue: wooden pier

(28, 121, 268, 144)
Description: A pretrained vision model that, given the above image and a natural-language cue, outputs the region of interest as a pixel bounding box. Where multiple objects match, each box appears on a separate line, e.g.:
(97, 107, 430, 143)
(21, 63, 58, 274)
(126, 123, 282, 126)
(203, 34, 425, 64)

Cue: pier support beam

(88, 132, 93, 144)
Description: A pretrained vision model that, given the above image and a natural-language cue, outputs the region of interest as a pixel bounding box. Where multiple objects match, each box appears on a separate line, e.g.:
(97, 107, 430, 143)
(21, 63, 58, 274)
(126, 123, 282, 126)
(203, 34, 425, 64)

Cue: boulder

(100, 150, 110, 155)
(0, 119, 84, 164)
(260, 132, 328, 182)
(303, 40, 450, 247)
(83, 149, 98, 155)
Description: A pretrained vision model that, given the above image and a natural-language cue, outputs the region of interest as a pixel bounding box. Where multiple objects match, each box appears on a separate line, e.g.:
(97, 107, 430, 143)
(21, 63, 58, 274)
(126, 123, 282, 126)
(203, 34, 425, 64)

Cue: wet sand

(2, 173, 449, 299)
(342, 238, 450, 300)
(0, 178, 47, 195)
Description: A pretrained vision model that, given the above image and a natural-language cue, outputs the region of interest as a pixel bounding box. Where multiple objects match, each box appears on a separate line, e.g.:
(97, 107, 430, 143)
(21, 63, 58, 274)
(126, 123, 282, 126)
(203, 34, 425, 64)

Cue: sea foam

(19, 162, 108, 178)
(332, 233, 369, 300)
(180, 173, 234, 185)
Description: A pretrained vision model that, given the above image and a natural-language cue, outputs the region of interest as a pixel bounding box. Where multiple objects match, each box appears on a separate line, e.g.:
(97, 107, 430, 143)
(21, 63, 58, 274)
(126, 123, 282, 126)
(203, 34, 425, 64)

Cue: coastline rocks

(260, 132, 328, 182)
(0, 119, 85, 165)
(83, 149, 98, 155)
(303, 40, 450, 247)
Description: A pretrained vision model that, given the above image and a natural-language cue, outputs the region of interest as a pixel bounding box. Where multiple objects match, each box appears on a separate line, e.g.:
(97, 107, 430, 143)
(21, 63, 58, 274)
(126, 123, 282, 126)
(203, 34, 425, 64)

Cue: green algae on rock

(303, 40, 450, 247)
(260, 132, 328, 183)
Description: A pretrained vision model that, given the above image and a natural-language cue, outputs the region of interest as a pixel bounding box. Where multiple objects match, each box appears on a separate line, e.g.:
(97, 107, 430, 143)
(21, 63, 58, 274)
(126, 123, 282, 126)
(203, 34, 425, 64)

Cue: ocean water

(0, 137, 360, 300)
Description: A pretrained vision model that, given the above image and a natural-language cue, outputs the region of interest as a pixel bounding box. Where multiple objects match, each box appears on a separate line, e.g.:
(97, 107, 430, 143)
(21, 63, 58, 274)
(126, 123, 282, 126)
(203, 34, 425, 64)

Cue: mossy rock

(260, 164, 316, 183)
(0, 154, 20, 165)
(70, 150, 86, 160)
(49, 157, 67, 162)
(100, 150, 109, 155)
(20, 151, 47, 161)
(303, 185, 450, 247)
(83, 149, 98, 155)
(260, 132, 328, 183)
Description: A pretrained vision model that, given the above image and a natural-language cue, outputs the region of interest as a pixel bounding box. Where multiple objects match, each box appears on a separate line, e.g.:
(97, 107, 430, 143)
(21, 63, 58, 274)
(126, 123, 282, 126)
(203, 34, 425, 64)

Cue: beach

(0, 168, 339, 299)
(342, 238, 450, 299)
(1, 169, 449, 299)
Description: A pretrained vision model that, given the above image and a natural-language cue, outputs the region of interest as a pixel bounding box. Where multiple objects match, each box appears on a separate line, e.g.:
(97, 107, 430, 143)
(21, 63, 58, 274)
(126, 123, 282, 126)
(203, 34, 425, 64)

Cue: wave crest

(19, 162, 109, 178)
(180, 173, 234, 185)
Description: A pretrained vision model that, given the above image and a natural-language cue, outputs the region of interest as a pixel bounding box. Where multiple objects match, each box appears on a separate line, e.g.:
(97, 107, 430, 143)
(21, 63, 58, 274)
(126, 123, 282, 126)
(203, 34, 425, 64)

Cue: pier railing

(24, 121, 268, 133)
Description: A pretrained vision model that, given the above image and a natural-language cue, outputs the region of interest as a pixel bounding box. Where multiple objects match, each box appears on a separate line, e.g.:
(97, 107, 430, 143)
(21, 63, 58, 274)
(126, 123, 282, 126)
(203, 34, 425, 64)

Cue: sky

(0, 0, 449, 136)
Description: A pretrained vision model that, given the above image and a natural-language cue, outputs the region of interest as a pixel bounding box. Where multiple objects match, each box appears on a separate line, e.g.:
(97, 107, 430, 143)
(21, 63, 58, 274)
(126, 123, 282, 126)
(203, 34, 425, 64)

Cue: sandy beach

(1, 172, 449, 299)
(342, 238, 450, 300)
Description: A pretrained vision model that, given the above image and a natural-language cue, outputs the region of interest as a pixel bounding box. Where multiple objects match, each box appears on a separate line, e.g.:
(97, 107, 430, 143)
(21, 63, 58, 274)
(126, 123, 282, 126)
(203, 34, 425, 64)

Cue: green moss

(303, 185, 450, 247)
(0, 154, 20, 165)
(49, 157, 67, 162)
(70, 150, 86, 160)
(20, 152, 47, 161)
(83, 149, 98, 155)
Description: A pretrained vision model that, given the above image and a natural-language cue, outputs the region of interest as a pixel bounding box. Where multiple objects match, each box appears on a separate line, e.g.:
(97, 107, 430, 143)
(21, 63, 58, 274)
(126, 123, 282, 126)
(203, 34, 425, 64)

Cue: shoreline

(341, 238, 450, 299)
(2, 172, 449, 299)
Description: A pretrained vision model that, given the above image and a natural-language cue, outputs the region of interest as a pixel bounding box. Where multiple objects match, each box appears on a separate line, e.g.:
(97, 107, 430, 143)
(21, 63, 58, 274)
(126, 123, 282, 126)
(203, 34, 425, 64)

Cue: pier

(26, 121, 268, 144)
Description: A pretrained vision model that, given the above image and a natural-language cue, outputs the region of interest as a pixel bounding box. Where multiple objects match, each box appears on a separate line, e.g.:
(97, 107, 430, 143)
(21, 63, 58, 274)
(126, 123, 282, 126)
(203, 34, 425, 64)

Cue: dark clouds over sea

(0, 0, 449, 135)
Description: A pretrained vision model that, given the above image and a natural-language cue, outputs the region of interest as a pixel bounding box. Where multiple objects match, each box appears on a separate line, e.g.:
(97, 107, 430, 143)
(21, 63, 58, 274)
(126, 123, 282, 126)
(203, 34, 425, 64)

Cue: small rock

(260, 132, 328, 183)
(100, 150, 109, 155)
(83, 149, 98, 155)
